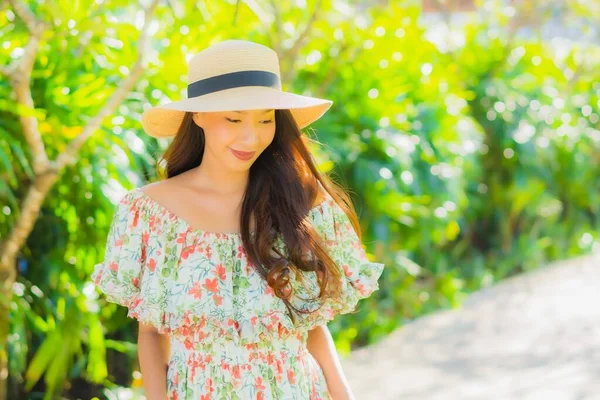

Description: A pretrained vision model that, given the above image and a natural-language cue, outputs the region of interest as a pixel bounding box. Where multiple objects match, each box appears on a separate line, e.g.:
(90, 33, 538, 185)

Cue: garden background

(1, 0, 599, 399)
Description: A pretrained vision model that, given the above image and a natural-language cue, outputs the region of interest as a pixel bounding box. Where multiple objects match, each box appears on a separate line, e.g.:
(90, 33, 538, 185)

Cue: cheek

(205, 123, 237, 147)
(260, 125, 276, 147)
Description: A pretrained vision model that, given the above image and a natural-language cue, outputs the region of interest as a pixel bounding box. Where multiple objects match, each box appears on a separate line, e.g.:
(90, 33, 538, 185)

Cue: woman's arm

(138, 322, 170, 400)
(306, 324, 356, 400)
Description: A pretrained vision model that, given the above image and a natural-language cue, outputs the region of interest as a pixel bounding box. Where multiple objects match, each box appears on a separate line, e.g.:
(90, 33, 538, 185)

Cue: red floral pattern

(91, 187, 384, 399)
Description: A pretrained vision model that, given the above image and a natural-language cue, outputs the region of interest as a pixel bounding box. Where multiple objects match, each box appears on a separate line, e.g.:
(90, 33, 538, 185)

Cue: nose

(239, 124, 259, 147)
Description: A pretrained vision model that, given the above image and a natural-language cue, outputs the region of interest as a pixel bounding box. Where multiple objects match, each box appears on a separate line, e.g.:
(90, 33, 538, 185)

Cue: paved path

(342, 253, 600, 400)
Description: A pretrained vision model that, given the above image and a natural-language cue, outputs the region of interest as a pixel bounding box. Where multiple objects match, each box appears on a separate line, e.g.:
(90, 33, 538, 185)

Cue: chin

(227, 160, 255, 170)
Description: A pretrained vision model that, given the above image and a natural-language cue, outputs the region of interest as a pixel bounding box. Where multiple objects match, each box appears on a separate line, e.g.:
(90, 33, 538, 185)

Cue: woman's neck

(188, 164, 249, 196)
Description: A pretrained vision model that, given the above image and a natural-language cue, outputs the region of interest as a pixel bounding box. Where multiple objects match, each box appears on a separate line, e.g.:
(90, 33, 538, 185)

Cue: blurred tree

(0, 1, 161, 399)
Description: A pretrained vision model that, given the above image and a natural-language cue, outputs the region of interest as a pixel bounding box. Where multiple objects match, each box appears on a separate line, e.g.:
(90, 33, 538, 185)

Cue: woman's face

(193, 109, 276, 170)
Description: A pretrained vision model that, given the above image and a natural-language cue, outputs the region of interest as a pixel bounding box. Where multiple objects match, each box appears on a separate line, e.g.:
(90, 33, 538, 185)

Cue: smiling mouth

(230, 148, 256, 160)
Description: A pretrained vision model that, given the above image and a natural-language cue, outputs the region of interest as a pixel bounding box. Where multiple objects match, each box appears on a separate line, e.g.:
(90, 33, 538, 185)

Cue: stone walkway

(342, 253, 600, 400)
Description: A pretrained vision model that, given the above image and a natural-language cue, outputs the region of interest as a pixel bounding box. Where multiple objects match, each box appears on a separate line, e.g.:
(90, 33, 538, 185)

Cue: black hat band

(187, 70, 281, 98)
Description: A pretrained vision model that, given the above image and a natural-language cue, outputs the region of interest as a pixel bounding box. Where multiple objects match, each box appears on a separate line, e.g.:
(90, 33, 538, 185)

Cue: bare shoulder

(140, 172, 193, 200)
(138, 172, 246, 233)
(140, 180, 170, 197)
(139, 181, 171, 204)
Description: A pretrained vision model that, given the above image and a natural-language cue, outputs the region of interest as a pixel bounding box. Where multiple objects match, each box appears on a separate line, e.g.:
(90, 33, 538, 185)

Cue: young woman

(92, 39, 384, 400)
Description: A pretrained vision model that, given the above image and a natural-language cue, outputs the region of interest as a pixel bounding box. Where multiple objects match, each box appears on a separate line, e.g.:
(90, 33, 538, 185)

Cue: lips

(230, 148, 256, 160)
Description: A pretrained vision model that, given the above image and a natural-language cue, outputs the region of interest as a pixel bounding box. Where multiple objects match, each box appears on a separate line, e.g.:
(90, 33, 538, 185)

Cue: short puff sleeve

(91, 190, 168, 333)
(293, 196, 385, 329)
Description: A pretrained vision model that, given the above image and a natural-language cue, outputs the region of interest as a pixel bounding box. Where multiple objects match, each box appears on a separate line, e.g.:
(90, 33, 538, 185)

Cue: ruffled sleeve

(292, 194, 385, 329)
(91, 190, 168, 333)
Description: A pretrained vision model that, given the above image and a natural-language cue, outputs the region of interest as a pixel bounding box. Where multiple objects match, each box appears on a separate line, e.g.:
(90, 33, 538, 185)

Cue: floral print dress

(91, 187, 384, 400)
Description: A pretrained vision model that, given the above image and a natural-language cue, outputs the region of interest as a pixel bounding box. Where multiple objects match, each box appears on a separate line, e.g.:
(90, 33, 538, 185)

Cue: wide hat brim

(141, 86, 332, 138)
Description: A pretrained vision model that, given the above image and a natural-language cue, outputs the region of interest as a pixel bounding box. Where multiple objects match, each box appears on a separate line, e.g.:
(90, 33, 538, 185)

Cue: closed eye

(226, 117, 274, 124)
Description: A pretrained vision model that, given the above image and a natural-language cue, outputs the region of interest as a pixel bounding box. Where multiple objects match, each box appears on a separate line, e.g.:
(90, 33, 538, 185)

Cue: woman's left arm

(306, 324, 356, 400)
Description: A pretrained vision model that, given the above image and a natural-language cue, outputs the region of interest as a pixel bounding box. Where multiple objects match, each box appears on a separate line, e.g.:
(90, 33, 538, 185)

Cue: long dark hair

(156, 109, 363, 323)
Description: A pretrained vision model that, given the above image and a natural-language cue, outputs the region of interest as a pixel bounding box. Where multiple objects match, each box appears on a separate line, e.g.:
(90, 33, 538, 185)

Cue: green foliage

(1, 0, 599, 398)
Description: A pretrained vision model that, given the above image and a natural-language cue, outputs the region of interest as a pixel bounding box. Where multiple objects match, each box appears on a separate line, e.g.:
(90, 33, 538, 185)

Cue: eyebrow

(233, 109, 274, 114)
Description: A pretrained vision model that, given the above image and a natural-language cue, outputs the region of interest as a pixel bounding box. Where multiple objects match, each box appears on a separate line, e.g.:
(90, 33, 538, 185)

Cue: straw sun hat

(141, 39, 333, 138)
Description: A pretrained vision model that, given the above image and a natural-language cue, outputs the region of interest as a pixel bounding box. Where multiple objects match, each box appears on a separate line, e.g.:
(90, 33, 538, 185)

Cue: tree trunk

(0, 173, 58, 400)
(0, 277, 13, 400)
